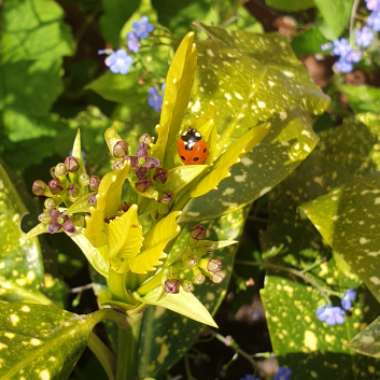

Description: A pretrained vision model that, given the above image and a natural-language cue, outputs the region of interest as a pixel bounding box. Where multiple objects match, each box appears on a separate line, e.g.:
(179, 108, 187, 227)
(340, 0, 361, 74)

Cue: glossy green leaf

(292, 27, 328, 57)
(100, 0, 140, 45)
(142, 287, 217, 327)
(0, 0, 74, 140)
(340, 84, 380, 113)
(261, 271, 380, 379)
(190, 123, 269, 198)
(266, 0, 314, 11)
(315, 0, 353, 39)
(302, 175, 380, 303)
(351, 317, 380, 358)
(0, 163, 46, 304)
(136, 209, 245, 378)
(182, 113, 319, 221)
(0, 301, 106, 379)
(152, 32, 197, 168)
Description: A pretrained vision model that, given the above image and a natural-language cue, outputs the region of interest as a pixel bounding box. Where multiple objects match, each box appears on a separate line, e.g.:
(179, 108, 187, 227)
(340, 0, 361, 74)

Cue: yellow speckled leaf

(108, 205, 144, 273)
(191, 123, 269, 198)
(152, 32, 197, 169)
(164, 165, 207, 195)
(129, 211, 181, 274)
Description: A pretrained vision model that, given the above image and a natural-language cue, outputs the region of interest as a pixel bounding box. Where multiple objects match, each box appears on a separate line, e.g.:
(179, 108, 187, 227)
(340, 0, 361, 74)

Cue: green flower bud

(54, 163, 67, 177)
(113, 140, 128, 158)
(182, 281, 194, 292)
(48, 179, 62, 194)
(79, 173, 89, 187)
(193, 273, 206, 285)
(44, 198, 56, 209)
(38, 212, 51, 224)
(211, 270, 226, 284)
(32, 180, 47, 196)
(207, 258, 223, 273)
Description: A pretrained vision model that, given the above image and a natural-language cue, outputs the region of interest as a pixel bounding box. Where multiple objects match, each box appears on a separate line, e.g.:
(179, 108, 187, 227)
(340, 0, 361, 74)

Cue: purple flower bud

(48, 179, 62, 194)
(211, 270, 226, 284)
(89, 176, 100, 191)
(207, 258, 223, 273)
(62, 218, 76, 233)
(191, 224, 207, 240)
(127, 155, 139, 168)
(159, 192, 173, 204)
(48, 223, 61, 234)
(32, 180, 47, 196)
(137, 143, 149, 158)
(88, 194, 97, 206)
(68, 184, 78, 199)
(54, 163, 67, 177)
(135, 178, 152, 192)
(143, 157, 160, 169)
(49, 208, 61, 221)
(64, 156, 80, 172)
(44, 198, 56, 209)
(135, 167, 148, 180)
(113, 140, 128, 158)
(153, 168, 167, 184)
(164, 279, 180, 294)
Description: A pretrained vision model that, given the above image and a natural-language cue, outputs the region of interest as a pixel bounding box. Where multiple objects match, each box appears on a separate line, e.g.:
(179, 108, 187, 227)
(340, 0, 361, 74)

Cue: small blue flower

(341, 288, 357, 310)
(147, 86, 163, 112)
(332, 38, 352, 57)
(273, 367, 292, 380)
(320, 42, 332, 51)
(132, 16, 154, 39)
(316, 305, 346, 325)
(334, 59, 353, 73)
(127, 32, 140, 53)
(356, 26, 375, 48)
(366, 0, 380, 11)
(240, 375, 260, 380)
(367, 11, 380, 31)
(105, 49, 133, 74)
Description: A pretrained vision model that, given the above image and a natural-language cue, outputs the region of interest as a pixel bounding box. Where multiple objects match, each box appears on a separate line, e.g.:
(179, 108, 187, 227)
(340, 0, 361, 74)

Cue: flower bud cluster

(31, 156, 100, 234)
(163, 224, 227, 294)
(109, 134, 172, 205)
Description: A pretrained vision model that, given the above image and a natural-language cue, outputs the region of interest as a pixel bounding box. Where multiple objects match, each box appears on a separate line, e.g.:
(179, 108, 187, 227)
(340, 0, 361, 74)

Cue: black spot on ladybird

(203, 148, 207, 153)
(193, 157, 199, 162)
(180, 155, 185, 160)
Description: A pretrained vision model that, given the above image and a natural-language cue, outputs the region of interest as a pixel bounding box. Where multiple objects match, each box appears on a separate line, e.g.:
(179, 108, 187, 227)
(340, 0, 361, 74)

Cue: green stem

(88, 332, 116, 380)
(116, 312, 143, 380)
(236, 260, 341, 301)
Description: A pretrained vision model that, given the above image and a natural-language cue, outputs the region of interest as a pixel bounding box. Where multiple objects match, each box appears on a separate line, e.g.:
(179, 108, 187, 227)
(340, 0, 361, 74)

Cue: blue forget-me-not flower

(132, 16, 154, 39)
(127, 32, 140, 53)
(240, 375, 260, 380)
(104, 49, 133, 74)
(341, 288, 357, 310)
(366, 0, 380, 11)
(147, 85, 164, 112)
(273, 367, 292, 380)
(356, 26, 375, 47)
(316, 305, 346, 325)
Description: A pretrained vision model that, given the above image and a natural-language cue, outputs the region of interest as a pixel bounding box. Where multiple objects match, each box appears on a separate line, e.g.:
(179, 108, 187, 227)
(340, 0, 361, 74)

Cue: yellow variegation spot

(129, 211, 181, 274)
(191, 123, 270, 198)
(152, 32, 197, 169)
(107, 205, 144, 273)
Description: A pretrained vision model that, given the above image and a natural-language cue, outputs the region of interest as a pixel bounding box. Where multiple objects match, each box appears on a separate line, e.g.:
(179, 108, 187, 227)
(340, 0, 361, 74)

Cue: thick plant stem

(116, 312, 143, 380)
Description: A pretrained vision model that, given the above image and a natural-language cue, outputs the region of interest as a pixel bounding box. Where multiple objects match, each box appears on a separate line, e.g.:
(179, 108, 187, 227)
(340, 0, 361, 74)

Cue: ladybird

(177, 128, 208, 165)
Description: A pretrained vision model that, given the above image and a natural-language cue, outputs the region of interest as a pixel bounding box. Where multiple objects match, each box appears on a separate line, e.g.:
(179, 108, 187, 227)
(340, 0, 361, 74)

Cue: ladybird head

(181, 128, 202, 142)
